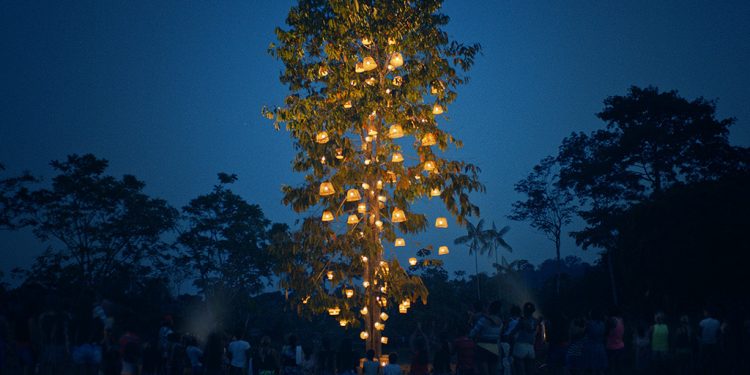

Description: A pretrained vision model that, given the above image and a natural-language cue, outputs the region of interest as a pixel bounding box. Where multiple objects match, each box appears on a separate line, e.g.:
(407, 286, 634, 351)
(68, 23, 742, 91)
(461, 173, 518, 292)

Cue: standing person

(565, 318, 585, 375)
(382, 353, 401, 375)
(453, 324, 476, 375)
(300, 345, 316, 375)
(167, 333, 187, 375)
(697, 307, 720, 374)
(186, 336, 204, 375)
(315, 338, 335, 375)
(632, 322, 650, 373)
(335, 339, 357, 375)
(511, 302, 538, 375)
(501, 305, 521, 373)
(280, 334, 302, 375)
(362, 349, 380, 375)
(673, 315, 693, 375)
(582, 310, 607, 375)
(432, 334, 451, 375)
(649, 312, 669, 373)
(203, 332, 225, 375)
(254, 336, 279, 375)
(228, 333, 251, 375)
(605, 308, 625, 375)
(469, 301, 502, 375)
(409, 324, 430, 375)
(158, 317, 174, 374)
(119, 328, 142, 375)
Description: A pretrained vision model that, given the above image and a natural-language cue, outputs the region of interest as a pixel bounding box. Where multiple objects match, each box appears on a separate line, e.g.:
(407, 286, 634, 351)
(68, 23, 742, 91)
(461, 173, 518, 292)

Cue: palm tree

(487, 222, 512, 269)
(454, 219, 492, 300)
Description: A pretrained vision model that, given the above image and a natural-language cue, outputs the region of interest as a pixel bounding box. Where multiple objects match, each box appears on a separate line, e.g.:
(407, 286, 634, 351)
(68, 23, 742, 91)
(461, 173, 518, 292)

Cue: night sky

(2, 1, 749, 279)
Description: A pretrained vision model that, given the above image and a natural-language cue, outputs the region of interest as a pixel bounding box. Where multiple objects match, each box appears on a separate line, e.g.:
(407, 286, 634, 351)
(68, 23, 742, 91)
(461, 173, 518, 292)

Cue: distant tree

(454, 219, 491, 300)
(509, 156, 576, 295)
(487, 222, 512, 270)
(18, 154, 178, 291)
(0, 163, 35, 230)
(177, 173, 275, 300)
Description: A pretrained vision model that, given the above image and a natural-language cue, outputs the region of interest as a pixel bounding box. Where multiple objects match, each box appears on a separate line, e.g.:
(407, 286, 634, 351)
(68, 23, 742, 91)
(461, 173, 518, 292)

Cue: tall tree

(487, 222, 512, 270)
(265, 0, 482, 353)
(19, 154, 178, 291)
(177, 173, 274, 300)
(0, 163, 35, 230)
(509, 156, 576, 295)
(454, 219, 490, 300)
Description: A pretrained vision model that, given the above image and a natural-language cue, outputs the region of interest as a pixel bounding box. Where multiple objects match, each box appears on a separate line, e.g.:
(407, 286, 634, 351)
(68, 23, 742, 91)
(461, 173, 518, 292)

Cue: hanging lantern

(381, 336, 389, 344)
(364, 159, 371, 165)
(360, 331, 369, 340)
(388, 37, 397, 45)
(375, 220, 383, 228)
(391, 208, 406, 223)
(315, 131, 329, 144)
(399, 304, 408, 314)
(335, 148, 344, 159)
(302, 296, 310, 304)
(377, 179, 384, 189)
(339, 319, 348, 327)
(321, 211, 334, 222)
(362, 56, 378, 71)
(421, 133, 437, 146)
(345, 289, 354, 298)
(355, 62, 365, 73)
(394, 238, 405, 247)
(326, 271, 334, 280)
(392, 76, 403, 86)
(380, 312, 389, 321)
(319, 182, 335, 196)
(409, 257, 418, 266)
(361, 182, 370, 189)
(361, 255, 368, 263)
(357, 202, 367, 213)
(423, 161, 436, 172)
(318, 66, 329, 77)
(365, 77, 377, 86)
(402, 299, 411, 308)
(362, 280, 370, 288)
(379, 298, 388, 307)
(432, 103, 444, 115)
(320, 156, 326, 164)
(344, 101, 352, 109)
(391, 152, 404, 163)
(380, 285, 387, 293)
(430, 187, 442, 197)
(388, 124, 404, 138)
(360, 307, 368, 315)
(328, 307, 340, 316)
(347, 215, 360, 225)
(435, 217, 448, 228)
(438, 246, 449, 255)
(374, 322, 385, 331)
(367, 124, 378, 136)
(361, 37, 372, 46)
(387, 64, 394, 71)
(345, 189, 361, 202)
(389, 52, 404, 68)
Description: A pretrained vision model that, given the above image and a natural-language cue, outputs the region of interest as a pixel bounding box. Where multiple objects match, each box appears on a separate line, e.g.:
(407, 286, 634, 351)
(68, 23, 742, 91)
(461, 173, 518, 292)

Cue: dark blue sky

(2, 1, 749, 278)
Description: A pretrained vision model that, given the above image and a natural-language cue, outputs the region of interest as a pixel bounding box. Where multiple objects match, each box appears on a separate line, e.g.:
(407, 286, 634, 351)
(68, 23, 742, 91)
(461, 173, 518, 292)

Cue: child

(383, 353, 402, 375)
(362, 349, 380, 375)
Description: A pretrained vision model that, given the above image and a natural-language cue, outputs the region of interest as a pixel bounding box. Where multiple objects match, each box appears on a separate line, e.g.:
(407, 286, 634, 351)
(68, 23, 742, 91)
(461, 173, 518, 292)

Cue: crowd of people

(2, 301, 750, 375)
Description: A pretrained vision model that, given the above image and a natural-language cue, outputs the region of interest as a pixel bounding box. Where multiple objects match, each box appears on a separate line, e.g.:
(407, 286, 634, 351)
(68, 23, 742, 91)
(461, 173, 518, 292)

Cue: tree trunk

(475, 250, 481, 300)
(555, 239, 561, 296)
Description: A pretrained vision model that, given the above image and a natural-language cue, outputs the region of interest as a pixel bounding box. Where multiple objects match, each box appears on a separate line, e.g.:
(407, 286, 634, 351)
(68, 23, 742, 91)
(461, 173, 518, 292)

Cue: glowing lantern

(357, 202, 367, 213)
(315, 131, 329, 144)
(321, 211, 334, 222)
(320, 156, 326, 164)
(318, 66, 329, 77)
(326, 271, 334, 280)
(367, 124, 378, 136)
(389, 52, 404, 68)
(345, 189, 361, 202)
(381, 337, 389, 344)
(402, 299, 411, 308)
(375, 220, 383, 228)
(345, 289, 354, 298)
(394, 238, 405, 247)
(435, 217, 448, 228)
(409, 257, 418, 266)
(388, 124, 404, 138)
(360, 307, 368, 315)
(377, 194, 386, 202)
(362, 182, 370, 189)
(344, 101, 352, 109)
(362, 77, 376, 86)
(438, 246, 450, 255)
(364, 159, 371, 165)
(379, 298, 388, 307)
(392, 76, 403, 86)
(387, 64, 394, 71)
(361, 255, 368, 263)
(423, 161, 436, 172)
(399, 304, 408, 314)
(360, 331, 369, 340)
(362, 56, 377, 71)
(374, 322, 384, 331)
(430, 187, 442, 197)
(377, 180, 384, 189)
(391, 153, 404, 163)
(302, 296, 310, 304)
(362, 281, 370, 288)
(421, 133, 437, 146)
(328, 307, 340, 316)
(319, 182, 335, 196)
(361, 37, 372, 46)
(336, 148, 344, 159)
(339, 319, 348, 327)
(380, 312, 389, 321)
(347, 215, 360, 225)
(391, 208, 406, 223)
(388, 37, 396, 45)
(355, 62, 365, 73)
(432, 103, 444, 114)
(380, 285, 387, 293)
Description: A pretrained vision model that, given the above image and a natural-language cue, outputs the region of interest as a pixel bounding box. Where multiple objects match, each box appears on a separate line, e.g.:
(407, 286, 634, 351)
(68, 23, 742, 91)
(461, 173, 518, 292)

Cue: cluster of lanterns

(308, 34, 452, 345)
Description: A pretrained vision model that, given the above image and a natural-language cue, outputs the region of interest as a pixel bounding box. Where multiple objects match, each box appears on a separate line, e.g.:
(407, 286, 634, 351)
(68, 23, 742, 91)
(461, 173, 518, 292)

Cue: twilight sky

(1, 1, 749, 279)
